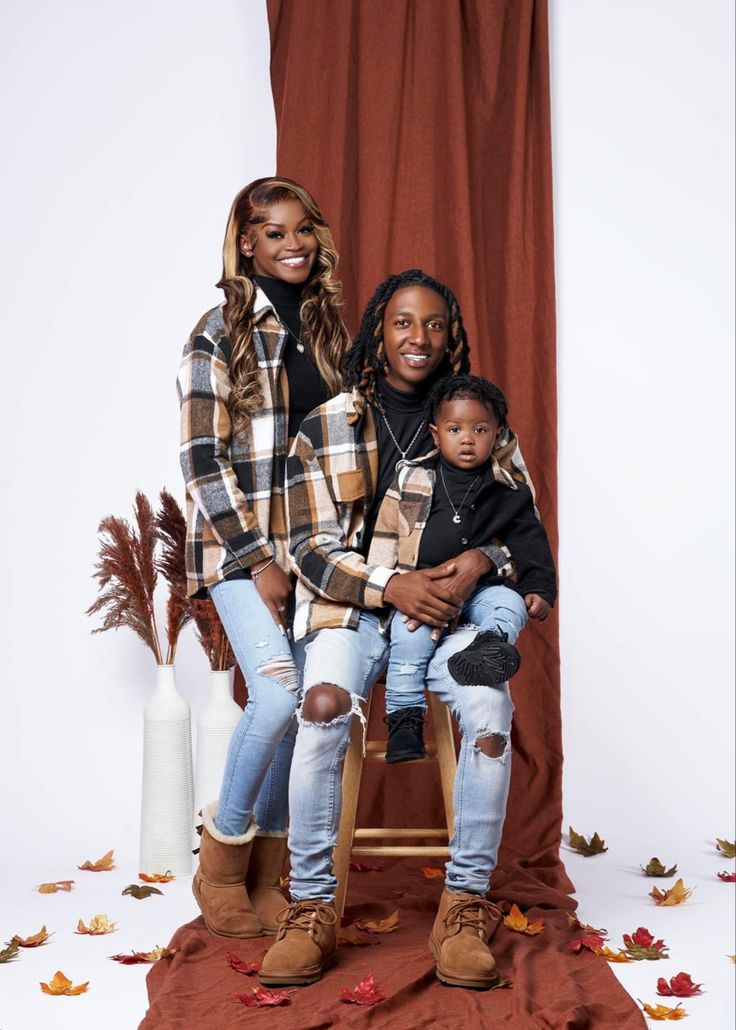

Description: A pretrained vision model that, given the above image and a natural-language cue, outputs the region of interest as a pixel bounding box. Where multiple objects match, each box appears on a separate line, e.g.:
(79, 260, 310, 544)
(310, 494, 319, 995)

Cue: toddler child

(379, 373, 557, 762)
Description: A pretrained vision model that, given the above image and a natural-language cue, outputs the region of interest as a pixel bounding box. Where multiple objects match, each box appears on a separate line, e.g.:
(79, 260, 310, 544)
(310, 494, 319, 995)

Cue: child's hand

(525, 594, 551, 621)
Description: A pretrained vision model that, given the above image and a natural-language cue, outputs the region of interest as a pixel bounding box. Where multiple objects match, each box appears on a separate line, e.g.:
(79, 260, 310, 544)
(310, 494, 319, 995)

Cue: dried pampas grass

(86, 492, 164, 665)
(190, 599, 235, 672)
(155, 489, 191, 664)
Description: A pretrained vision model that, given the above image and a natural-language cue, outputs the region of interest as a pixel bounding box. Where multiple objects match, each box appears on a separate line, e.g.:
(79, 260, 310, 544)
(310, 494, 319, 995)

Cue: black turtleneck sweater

(255, 275, 328, 439)
(361, 374, 435, 556)
(417, 455, 557, 603)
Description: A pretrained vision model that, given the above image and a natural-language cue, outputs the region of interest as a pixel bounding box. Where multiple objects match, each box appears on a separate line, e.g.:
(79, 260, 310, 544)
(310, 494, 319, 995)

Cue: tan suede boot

(245, 835, 289, 933)
(429, 889, 503, 989)
(258, 901, 338, 985)
(192, 803, 264, 938)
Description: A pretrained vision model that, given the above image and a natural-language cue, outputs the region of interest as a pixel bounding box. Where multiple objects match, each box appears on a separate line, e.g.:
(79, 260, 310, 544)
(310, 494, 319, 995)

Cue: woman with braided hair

(178, 177, 350, 940)
(260, 270, 535, 990)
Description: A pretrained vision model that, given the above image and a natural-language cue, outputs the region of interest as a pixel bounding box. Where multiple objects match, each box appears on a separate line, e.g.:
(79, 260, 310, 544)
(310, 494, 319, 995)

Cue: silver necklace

(281, 321, 305, 353)
(440, 466, 480, 524)
(376, 401, 426, 470)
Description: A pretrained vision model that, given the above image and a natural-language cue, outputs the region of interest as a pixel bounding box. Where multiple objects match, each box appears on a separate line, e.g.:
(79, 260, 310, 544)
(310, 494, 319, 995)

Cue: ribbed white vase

(139, 664, 194, 876)
(194, 669, 242, 828)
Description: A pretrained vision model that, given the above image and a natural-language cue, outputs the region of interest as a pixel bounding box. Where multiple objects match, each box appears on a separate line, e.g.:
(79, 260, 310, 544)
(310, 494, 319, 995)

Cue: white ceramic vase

(139, 664, 194, 876)
(194, 668, 242, 827)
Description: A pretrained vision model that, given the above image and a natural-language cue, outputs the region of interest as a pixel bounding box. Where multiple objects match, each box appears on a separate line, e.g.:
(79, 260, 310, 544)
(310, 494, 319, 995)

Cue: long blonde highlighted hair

(218, 177, 349, 434)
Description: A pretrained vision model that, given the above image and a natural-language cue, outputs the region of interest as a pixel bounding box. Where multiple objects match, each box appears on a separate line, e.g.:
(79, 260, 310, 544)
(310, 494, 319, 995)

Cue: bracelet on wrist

(251, 556, 275, 581)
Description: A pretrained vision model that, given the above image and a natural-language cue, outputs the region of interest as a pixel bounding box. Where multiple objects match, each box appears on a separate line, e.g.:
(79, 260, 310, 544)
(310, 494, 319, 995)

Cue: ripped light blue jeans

(386, 585, 528, 711)
(288, 611, 516, 901)
(209, 578, 306, 838)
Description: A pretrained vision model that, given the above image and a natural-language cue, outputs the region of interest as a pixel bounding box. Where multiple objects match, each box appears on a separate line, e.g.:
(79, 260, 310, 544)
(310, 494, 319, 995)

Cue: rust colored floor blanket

(142, 857, 645, 1028)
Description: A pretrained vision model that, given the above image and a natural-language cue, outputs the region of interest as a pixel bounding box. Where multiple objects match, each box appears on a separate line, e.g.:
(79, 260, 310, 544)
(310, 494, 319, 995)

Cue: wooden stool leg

(333, 699, 372, 921)
(429, 692, 457, 838)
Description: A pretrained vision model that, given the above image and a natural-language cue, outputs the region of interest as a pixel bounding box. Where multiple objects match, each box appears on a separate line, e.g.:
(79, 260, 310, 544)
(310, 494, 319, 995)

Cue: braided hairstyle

(342, 269, 471, 405)
(426, 373, 509, 427)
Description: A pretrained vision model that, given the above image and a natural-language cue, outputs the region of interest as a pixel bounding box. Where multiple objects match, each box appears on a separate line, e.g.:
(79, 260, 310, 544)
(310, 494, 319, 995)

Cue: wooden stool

(333, 690, 457, 920)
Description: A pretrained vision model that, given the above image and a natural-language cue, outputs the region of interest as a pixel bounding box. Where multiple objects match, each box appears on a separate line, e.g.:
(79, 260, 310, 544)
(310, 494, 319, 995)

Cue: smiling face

(430, 396, 502, 469)
(381, 286, 450, 393)
(241, 197, 319, 284)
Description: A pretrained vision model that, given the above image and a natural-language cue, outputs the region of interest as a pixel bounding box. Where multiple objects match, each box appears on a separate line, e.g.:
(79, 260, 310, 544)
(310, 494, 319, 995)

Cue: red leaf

(657, 972, 704, 998)
(227, 953, 261, 975)
(110, 953, 149, 965)
(340, 972, 386, 1006)
(229, 986, 293, 1007)
(717, 870, 736, 882)
(569, 933, 606, 953)
(349, 860, 381, 872)
(628, 927, 653, 948)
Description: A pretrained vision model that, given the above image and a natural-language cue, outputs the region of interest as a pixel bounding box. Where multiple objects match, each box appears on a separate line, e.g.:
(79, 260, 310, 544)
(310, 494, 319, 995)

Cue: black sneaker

(447, 630, 522, 686)
(385, 706, 426, 764)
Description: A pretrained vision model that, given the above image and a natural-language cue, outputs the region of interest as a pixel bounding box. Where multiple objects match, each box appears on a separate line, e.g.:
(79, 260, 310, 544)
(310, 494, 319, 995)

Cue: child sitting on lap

(378, 373, 557, 763)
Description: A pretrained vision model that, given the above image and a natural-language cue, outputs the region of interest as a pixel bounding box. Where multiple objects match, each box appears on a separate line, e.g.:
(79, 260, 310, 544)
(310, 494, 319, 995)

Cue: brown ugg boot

(245, 835, 289, 933)
(429, 889, 503, 989)
(258, 900, 338, 985)
(192, 803, 263, 938)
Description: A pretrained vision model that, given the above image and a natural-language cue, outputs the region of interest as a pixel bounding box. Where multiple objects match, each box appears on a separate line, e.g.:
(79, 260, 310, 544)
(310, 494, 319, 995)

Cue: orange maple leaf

(354, 910, 400, 934)
(12, 926, 51, 948)
(76, 915, 117, 936)
(78, 849, 115, 872)
(138, 871, 174, 884)
(594, 945, 633, 963)
(638, 1000, 688, 1020)
(421, 866, 444, 878)
(503, 903, 545, 936)
(37, 881, 74, 894)
(649, 878, 693, 906)
(40, 970, 89, 996)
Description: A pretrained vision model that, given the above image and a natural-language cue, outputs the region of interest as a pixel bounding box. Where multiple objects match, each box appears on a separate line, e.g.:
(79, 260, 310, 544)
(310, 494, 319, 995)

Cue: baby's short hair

(427, 374, 508, 427)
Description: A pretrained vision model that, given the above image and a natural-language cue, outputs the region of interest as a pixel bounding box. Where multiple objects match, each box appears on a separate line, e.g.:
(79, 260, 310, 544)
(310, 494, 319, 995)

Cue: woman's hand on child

(252, 560, 293, 634)
(525, 593, 551, 621)
(383, 569, 463, 628)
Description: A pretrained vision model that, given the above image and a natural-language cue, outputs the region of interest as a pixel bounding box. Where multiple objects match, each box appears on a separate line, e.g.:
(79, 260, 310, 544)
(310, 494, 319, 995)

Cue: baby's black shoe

(385, 706, 426, 764)
(447, 630, 522, 686)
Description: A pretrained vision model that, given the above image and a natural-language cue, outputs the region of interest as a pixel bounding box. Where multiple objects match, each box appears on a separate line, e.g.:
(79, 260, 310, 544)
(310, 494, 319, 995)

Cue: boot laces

(446, 897, 503, 936)
(385, 707, 424, 737)
(274, 900, 336, 940)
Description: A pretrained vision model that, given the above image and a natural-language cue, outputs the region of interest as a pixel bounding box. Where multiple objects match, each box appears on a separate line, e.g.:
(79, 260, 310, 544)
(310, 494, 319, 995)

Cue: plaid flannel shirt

(287, 388, 533, 639)
(178, 290, 292, 596)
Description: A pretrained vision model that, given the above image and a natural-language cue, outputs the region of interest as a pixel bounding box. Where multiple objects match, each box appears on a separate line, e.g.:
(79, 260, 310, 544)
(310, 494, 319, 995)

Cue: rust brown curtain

(144, 2, 644, 1025)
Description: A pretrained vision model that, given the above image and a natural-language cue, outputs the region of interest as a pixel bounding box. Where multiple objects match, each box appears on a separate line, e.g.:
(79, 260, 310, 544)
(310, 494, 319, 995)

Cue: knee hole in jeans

(476, 732, 507, 759)
(256, 654, 300, 695)
(301, 683, 352, 723)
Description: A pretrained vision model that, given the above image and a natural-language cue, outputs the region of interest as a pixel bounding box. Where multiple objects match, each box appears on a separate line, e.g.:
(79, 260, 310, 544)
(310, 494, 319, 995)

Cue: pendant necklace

(282, 321, 305, 353)
(376, 401, 426, 470)
(440, 466, 480, 524)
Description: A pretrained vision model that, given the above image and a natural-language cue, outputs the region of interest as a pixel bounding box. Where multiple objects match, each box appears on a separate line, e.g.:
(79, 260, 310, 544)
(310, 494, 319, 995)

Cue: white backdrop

(0, 2, 733, 1027)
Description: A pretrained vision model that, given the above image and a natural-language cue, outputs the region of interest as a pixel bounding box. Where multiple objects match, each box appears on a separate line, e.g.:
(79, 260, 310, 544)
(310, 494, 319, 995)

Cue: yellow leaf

(12, 926, 51, 948)
(355, 910, 400, 934)
(716, 838, 736, 859)
(144, 946, 178, 962)
(138, 871, 175, 883)
(639, 999, 688, 1020)
(503, 903, 545, 936)
(594, 946, 633, 963)
(76, 915, 117, 936)
(37, 880, 74, 894)
(649, 878, 693, 906)
(40, 970, 90, 996)
(78, 849, 115, 872)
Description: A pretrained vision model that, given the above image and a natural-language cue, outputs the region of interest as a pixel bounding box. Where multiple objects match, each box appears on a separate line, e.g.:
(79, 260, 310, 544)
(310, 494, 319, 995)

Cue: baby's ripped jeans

(288, 610, 515, 903)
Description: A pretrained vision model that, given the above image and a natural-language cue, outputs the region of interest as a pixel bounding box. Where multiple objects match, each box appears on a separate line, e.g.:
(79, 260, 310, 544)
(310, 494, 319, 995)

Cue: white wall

(0, 0, 276, 858)
(0, 0, 732, 882)
(552, 0, 735, 842)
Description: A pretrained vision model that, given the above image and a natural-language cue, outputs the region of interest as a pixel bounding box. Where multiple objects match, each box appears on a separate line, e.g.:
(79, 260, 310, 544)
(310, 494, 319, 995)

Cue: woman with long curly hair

(178, 177, 350, 939)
